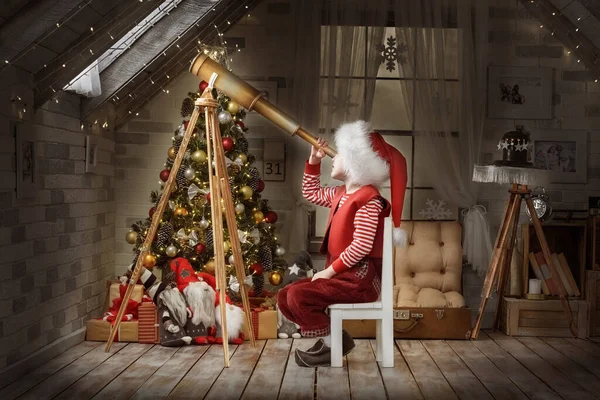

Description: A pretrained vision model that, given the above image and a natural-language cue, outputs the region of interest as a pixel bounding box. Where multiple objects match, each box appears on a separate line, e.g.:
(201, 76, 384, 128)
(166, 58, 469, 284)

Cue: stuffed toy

(277, 303, 301, 339)
(282, 250, 317, 286)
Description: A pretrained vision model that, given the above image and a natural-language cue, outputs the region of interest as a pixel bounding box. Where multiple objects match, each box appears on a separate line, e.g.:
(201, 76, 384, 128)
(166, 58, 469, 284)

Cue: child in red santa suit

(277, 120, 407, 367)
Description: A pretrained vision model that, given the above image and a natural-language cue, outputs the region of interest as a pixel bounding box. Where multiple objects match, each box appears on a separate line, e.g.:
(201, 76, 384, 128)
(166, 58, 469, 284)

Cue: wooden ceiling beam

(520, 0, 600, 78)
(33, 0, 161, 108)
(0, 0, 85, 70)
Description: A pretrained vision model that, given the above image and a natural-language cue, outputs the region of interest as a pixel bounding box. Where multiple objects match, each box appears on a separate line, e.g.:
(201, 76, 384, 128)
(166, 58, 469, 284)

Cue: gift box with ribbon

(241, 297, 278, 340)
(86, 280, 144, 342)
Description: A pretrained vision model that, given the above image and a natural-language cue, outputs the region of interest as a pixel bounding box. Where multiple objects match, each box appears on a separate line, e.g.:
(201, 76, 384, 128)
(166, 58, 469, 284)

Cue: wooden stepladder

(106, 74, 256, 367)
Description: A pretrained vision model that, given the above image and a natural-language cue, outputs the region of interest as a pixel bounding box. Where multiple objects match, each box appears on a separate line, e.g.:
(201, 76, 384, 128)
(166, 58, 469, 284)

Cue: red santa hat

(334, 120, 408, 246)
(170, 258, 216, 328)
(170, 257, 202, 292)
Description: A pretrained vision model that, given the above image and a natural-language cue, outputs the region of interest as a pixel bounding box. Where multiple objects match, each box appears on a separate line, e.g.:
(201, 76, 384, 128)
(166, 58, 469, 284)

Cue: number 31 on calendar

(263, 160, 285, 181)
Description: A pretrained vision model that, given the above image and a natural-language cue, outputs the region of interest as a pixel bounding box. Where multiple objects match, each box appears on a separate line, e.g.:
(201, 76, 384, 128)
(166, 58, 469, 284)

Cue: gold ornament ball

(125, 230, 138, 244)
(204, 259, 216, 274)
(227, 101, 240, 114)
(168, 146, 176, 159)
(174, 207, 189, 217)
(269, 271, 282, 286)
(165, 245, 178, 257)
(253, 210, 264, 224)
(143, 254, 157, 268)
(240, 185, 253, 199)
(223, 241, 231, 253)
(237, 153, 247, 163)
(191, 150, 207, 163)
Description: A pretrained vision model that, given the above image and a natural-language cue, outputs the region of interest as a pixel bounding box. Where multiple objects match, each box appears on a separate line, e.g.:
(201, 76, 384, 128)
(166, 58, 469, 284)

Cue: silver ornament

(166, 245, 178, 257)
(228, 254, 235, 265)
(234, 203, 245, 214)
(199, 218, 209, 229)
(275, 246, 286, 257)
(184, 167, 195, 180)
(218, 110, 232, 124)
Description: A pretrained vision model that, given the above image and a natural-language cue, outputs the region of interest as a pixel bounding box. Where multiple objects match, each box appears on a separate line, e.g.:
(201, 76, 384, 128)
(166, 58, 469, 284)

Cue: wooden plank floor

(2, 331, 600, 400)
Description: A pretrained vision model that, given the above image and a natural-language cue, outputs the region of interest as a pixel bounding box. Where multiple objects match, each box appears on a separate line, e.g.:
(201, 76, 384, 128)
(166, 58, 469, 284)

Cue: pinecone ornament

(176, 167, 189, 189)
(258, 247, 273, 271)
(237, 137, 248, 153)
(181, 98, 194, 117)
(249, 167, 260, 191)
(229, 176, 237, 195)
(205, 229, 213, 248)
(173, 136, 184, 154)
(157, 222, 174, 248)
(252, 274, 264, 297)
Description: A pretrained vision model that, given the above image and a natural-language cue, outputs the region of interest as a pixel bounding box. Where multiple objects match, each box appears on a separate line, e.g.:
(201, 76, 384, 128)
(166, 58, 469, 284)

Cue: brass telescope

(189, 54, 337, 158)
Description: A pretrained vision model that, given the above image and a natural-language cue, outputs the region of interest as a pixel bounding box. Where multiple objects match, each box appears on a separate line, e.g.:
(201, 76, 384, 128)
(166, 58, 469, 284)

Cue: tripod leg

(493, 196, 521, 330)
(205, 103, 230, 368)
(105, 101, 203, 352)
(471, 193, 520, 339)
(525, 197, 578, 338)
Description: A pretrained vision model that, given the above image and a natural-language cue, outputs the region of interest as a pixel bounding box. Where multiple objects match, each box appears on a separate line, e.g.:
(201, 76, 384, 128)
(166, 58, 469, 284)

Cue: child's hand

(309, 137, 328, 164)
(311, 266, 336, 281)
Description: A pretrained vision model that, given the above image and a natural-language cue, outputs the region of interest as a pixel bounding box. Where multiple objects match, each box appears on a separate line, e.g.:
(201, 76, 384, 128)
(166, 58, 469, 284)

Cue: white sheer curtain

(286, 0, 387, 257)
(393, 0, 492, 276)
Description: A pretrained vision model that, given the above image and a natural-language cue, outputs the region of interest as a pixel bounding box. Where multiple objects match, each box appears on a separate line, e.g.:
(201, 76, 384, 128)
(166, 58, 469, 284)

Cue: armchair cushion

(393, 221, 466, 308)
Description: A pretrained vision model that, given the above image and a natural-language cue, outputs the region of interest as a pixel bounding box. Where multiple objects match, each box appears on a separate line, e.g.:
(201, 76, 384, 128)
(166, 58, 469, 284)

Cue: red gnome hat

(334, 120, 408, 246)
(170, 257, 201, 292)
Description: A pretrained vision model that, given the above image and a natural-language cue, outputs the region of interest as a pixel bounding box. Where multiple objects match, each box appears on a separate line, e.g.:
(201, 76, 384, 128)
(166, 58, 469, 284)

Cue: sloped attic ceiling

(521, 0, 600, 78)
(82, 0, 258, 127)
(1, 0, 253, 120)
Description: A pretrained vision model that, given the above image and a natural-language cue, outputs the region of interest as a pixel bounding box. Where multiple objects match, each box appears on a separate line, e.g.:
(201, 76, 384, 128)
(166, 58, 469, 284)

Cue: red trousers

(277, 257, 382, 337)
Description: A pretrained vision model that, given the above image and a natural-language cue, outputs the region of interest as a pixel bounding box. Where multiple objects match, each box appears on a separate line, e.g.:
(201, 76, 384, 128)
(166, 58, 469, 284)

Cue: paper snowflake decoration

(376, 36, 408, 72)
(419, 199, 453, 220)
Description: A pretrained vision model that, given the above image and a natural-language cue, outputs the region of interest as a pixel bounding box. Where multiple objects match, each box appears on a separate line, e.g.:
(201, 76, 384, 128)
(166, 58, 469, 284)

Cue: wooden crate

(501, 297, 589, 338)
(521, 222, 587, 297)
(586, 270, 600, 336)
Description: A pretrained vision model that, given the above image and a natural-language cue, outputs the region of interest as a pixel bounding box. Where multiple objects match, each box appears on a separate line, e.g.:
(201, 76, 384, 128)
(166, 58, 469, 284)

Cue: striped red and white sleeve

(302, 161, 337, 208)
(330, 197, 384, 273)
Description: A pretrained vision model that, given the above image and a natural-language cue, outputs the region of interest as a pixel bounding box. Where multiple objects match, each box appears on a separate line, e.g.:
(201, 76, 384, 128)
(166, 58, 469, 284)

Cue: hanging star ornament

(288, 263, 300, 275)
(497, 140, 503, 150)
(500, 141, 510, 150)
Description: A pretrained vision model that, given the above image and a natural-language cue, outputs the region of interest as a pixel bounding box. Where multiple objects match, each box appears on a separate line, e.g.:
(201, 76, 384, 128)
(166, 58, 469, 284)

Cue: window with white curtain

(319, 26, 460, 222)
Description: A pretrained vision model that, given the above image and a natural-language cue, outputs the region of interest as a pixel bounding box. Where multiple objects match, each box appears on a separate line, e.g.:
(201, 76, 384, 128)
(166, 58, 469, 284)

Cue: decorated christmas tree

(124, 79, 287, 297)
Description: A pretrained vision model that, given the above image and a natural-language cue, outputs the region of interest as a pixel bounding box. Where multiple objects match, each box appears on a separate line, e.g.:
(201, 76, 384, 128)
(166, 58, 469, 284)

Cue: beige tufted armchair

(394, 221, 466, 308)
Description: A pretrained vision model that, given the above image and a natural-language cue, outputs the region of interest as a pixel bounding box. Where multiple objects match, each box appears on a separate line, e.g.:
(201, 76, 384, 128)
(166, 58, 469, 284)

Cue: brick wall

(0, 67, 115, 369)
(114, 0, 297, 275)
(462, 0, 600, 327)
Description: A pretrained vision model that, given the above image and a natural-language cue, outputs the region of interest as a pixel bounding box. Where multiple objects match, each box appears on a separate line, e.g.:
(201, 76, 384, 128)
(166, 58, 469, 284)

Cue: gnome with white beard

(169, 258, 217, 345)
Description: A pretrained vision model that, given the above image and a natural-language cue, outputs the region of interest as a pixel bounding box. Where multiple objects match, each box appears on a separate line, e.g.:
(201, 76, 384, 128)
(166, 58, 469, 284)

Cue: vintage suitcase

(344, 308, 472, 339)
(344, 221, 472, 340)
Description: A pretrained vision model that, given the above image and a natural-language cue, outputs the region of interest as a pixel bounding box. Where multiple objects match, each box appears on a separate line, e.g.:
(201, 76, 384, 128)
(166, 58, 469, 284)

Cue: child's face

(331, 154, 346, 181)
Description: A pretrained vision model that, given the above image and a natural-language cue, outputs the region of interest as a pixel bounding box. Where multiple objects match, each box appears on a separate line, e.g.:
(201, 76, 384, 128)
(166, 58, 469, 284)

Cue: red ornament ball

(183, 120, 190, 129)
(195, 243, 206, 254)
(206, 193, 210, 203)
(235, 120, 245, 130)
(222, 137, 234, 152)
(199, 80, 209, 92)
(149, 207, 156, 218)
(257, 180, 265, 192)
(249, 263, 264, 276)
(264, 211, 278, 224)
(159, 169, 170, 182)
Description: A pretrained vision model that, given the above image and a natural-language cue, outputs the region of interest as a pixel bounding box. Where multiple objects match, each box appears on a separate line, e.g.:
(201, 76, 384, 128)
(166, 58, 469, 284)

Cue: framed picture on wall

(15, 122, 36, 199)
(529, 130, 587, 183)
(487, 66, 553, 119)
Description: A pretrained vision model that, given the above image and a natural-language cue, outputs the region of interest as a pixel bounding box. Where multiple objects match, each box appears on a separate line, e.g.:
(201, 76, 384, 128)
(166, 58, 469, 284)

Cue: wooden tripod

(470, 184, 577, 339)
(106, 84, 256, 367)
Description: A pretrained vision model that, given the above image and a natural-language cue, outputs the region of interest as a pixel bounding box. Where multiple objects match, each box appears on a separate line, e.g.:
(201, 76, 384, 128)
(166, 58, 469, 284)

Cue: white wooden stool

(328, 217, 395, 368)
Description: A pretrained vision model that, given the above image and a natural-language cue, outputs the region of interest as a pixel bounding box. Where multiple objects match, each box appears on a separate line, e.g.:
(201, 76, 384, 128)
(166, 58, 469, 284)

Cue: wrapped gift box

(138, 302, 159, 344)
(86, 280, 144, 342)
(241, 297, 278, 340)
